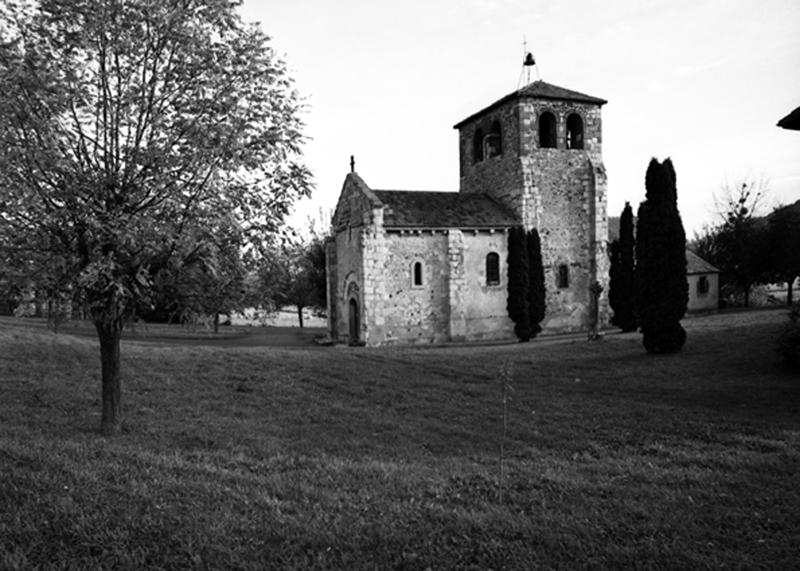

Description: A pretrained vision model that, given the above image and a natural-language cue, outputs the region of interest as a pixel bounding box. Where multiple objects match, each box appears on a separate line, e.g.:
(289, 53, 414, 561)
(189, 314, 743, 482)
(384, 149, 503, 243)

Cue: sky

(239, 0, 800, 236)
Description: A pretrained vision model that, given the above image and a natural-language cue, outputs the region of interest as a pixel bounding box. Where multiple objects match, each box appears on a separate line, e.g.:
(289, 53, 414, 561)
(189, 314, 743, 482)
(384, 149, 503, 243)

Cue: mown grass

(1, 310, 798, 569)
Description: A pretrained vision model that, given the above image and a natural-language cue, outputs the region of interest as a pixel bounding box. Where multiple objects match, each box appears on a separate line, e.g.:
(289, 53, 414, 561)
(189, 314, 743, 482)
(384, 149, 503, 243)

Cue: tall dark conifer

(635, 158, 688, 353)
(507, 226, 531, 341)
(527, 228, 546, 337)
(616, 202, 637, 331)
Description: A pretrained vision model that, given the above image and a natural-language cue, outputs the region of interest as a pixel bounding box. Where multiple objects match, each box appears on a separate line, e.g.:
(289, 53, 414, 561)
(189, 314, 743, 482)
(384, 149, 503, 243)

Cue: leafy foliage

(145, 217, 250, 331)
(635, 158, 688, 353)
(254, 233, 327, 327)
(714, 181, 771, 307)
(506, 226, 531, 341)
(767, 201, 800, 306)
(526, 228, 546, 338)
(0, 0, 311, 433)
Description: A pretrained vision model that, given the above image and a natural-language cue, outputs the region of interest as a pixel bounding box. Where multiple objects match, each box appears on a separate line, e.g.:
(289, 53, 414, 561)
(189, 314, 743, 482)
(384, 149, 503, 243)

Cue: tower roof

(453, 80, 607, 129)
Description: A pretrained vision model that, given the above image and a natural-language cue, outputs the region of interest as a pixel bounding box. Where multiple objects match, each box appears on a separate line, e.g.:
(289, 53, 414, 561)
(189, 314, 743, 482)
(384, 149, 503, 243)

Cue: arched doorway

(348, 298, 360, 344)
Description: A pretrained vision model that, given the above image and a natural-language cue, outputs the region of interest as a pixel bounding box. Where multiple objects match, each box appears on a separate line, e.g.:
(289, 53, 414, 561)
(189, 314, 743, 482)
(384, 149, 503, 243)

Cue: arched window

(557, 264, 569, 288)
(486, 252, 500, 285)
(484, 120, 502, 158)
(538, 111, 557, 148)
(566, 113, 584, 150)
(472, 128, 484, 163)
(412, 261, 423, 287)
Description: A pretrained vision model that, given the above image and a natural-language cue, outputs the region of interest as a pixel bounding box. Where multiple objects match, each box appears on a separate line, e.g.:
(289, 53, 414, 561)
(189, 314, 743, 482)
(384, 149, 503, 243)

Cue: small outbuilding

(685, 250, 719, 313)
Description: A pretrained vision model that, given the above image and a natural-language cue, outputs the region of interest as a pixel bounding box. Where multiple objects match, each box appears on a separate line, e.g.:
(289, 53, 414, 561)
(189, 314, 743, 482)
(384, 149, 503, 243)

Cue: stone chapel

(326, 80, 610, 345)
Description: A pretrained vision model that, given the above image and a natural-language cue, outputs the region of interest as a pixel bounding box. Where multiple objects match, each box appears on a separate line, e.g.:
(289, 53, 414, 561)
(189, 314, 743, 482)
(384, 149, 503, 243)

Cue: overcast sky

(240, 0, 800, 236)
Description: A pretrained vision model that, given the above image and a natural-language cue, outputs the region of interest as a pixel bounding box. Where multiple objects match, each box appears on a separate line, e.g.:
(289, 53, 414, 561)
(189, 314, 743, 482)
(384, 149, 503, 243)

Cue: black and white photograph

(1, 0, 798, 568)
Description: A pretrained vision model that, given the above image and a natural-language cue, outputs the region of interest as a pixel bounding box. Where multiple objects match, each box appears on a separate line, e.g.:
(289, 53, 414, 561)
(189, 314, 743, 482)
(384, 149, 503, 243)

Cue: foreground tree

(609, 202, 637, 331)
(0, 0, 311, 434)
(635, 158, 688, 353)
(527, 228, 546, 338)
(506, 226, 531, 341)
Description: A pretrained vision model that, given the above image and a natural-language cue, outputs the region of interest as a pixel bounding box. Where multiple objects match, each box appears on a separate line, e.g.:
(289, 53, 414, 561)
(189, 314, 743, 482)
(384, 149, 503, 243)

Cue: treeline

(2, 230, 328, 331)
(691, 188, 800, 307)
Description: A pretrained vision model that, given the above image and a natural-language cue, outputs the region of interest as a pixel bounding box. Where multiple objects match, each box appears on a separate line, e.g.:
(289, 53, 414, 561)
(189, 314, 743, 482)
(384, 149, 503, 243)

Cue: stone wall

(331, 173, 380, 232)
(379, 231, 450, 344)
(459, 231, 514, 339)
(377, 230, 514, 344)
(526, 152, 600, 331)
(330, 226, 364, 343)
(456, 97, 609, 333)
(458, 103, 531, 222)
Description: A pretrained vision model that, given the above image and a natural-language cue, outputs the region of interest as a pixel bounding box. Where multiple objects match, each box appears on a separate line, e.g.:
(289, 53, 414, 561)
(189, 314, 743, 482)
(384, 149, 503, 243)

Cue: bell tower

(453, 79, 609, 332)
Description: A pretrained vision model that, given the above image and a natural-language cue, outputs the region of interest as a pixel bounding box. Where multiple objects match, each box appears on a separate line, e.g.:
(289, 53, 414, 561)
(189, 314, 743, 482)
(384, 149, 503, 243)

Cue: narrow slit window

(557, 264, 569, 289)
(413, 262, 423, 287)
(486, 252, 500, 285)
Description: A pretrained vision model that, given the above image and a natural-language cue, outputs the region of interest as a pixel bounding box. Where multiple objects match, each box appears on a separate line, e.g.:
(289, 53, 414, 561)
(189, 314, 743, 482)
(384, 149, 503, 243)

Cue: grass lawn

(0, 310, 798, 569)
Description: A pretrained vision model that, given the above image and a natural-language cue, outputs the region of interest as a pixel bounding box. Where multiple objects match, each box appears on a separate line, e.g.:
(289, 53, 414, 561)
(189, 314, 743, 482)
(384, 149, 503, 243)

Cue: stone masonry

(327, 80, 610, 345)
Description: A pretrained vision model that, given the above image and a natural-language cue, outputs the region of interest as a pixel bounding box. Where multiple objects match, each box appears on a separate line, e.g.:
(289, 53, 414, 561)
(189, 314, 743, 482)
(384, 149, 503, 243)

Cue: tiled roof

(454, 80, 607, 128)
(686, 250, 719, 274)
(372, 190, 519, 229)
(516, 80, 608, 105)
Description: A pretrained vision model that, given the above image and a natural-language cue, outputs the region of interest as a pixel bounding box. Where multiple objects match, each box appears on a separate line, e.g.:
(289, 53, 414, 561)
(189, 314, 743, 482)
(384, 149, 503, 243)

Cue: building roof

(686, 250, 719, 274)
(371, 190, 519, 229)
(454, 80, 607, 129)
(778, 105, 800, 130)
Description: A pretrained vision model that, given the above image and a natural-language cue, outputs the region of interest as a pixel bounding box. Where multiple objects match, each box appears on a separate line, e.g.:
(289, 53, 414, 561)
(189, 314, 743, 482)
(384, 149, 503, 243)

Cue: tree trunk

(788, 279, 794, 306)
(744, 287, 750, 308)
(297, 305, 304, 328)
(95, 319, 123, 436)
(214, 312, 220, 334)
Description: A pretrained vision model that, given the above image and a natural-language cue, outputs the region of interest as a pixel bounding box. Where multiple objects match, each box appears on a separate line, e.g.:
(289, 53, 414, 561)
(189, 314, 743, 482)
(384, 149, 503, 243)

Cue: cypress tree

(616, 202, 637, 331)
(527, 228, 546, 337)
(506, 226, 531, 341)
(635, 158, 688, 353)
